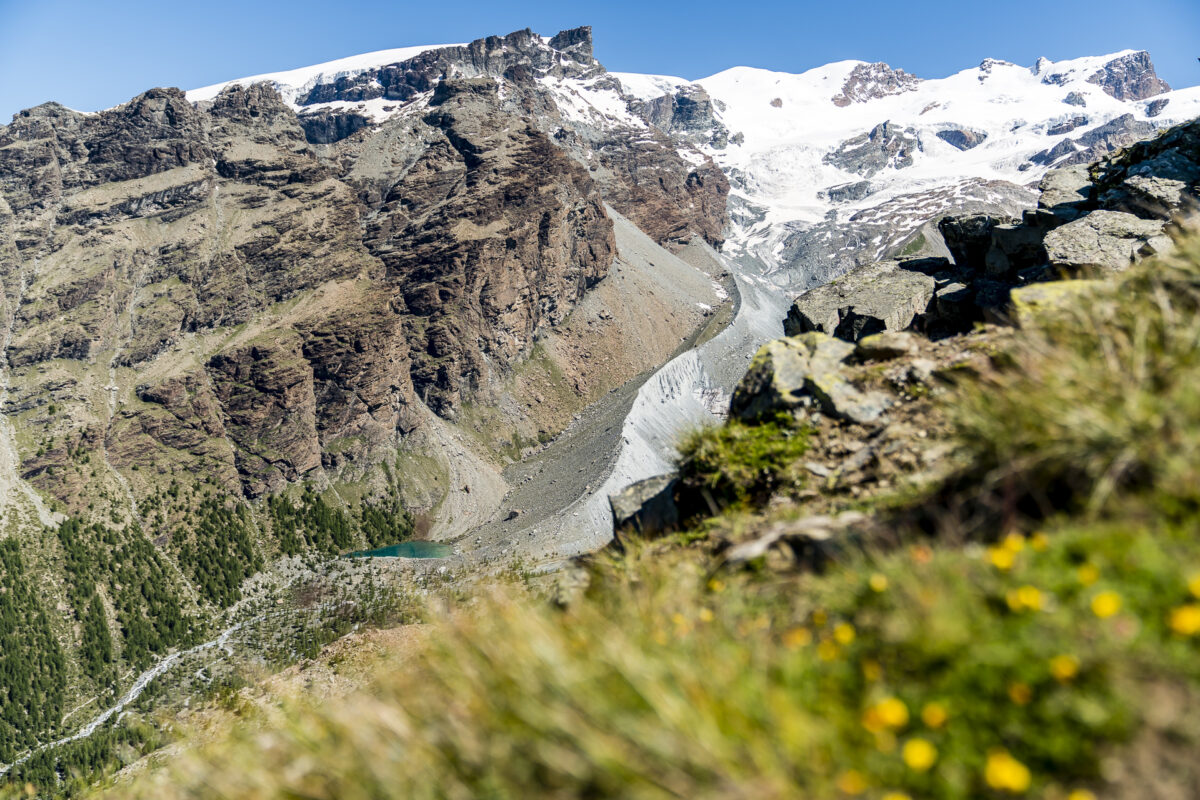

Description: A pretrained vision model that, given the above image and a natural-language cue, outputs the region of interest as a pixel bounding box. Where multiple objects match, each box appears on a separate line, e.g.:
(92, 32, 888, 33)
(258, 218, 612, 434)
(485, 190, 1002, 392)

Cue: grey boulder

(730, 333, 891, 425)
(609, 473, 680, 539)
(784, 260, 936, 342)
(1038, 165, 1093, 220)
(1043, 210, 1167, 273)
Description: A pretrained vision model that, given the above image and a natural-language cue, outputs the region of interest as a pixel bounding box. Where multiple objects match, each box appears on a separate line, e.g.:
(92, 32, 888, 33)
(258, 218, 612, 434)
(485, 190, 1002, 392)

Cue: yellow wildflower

(921, 701, 948, 729)
(902, 738, 938, 771)
(863, 697, 909, 732)
(836, 769, 868, 795)
(834, 622, 856, 645)
(989, 546, 1016, 571)
(1091, 590, 1122, 619)
(783, 626, 812, 649)
(1168, 604, 1200, 636)
(698, 607, 715, 623)
(882, 794, 912, 800)
(1030, 532, 1049, 551)
(869, 572, 889, 592)
(1077, 564, 1099, 586)
(817, 640, 840, 661)
(985, 749, 1032, 793)
(1008, 682, 1032, 705)
(707, 578, 725, 593)
(1050, 654, 1080, 682)
(1007, 585, 1043, 612)
(1067, 790, 1097, 800)
(1002, 532, 1026, 552)
(1188, 573, 1200, 599)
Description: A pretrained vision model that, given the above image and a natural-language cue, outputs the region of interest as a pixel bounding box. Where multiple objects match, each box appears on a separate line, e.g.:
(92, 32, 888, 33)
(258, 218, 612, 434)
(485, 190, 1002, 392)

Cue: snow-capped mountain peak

(180, 31, 1196, 288)
(186, 43, 465, 106)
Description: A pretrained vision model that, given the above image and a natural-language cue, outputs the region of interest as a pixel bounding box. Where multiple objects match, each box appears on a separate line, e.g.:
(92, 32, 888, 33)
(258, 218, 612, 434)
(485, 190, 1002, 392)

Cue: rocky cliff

(0, 27, 733, 523)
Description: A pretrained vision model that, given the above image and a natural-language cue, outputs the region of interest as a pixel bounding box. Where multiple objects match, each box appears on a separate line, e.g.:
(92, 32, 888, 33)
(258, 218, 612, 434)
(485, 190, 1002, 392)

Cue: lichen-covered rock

(1038, 165, 1093, 220)
(784, 260, 936, 341)
(1043, 210, 1167, 274)
(730, 333, 890, 425)
(1009, 280, 1106, 326)
(1097, 150, 1200, 220)
(731, 335, 852, 421)
(854, 331, 921, 362)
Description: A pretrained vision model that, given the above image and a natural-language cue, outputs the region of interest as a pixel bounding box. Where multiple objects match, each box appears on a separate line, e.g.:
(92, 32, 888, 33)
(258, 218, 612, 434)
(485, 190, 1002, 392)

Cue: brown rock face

(0, 71, 618, 503)
(0, 24, 733, 538)
(1086, 51, 1170, 102)
(595, 134, 728, 247)
(290, 26, 728, 248)
(207, 337, 322, 496)
(361, 78, 615, 417)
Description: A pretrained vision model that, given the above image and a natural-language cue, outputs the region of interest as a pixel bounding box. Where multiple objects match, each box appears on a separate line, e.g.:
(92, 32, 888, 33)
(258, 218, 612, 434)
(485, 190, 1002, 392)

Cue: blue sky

(1, 0, 1197, 121)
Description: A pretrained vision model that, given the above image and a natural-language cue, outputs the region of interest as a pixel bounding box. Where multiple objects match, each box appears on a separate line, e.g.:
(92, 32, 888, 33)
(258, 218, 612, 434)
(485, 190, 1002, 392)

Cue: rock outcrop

(775, 116, 1200, 349)
(730, 333, 892, 425)
(784, 260, 938, 341)
(1085, 51, 1170, 101)
(1042, 210, 1167, 274)
(831, 63, 921, 107)
(1029, 114, 1157, 169)
(936, 128, 988, 151)
(824, 121, 921, 177)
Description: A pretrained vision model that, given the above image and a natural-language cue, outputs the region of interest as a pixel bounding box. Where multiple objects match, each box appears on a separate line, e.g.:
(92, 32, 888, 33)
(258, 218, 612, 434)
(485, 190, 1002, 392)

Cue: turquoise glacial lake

(344, 541, 452, 559)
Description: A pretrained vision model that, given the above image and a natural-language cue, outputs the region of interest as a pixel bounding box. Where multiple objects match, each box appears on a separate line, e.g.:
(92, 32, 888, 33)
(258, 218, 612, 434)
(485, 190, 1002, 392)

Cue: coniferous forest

(0, 540, 66, 762)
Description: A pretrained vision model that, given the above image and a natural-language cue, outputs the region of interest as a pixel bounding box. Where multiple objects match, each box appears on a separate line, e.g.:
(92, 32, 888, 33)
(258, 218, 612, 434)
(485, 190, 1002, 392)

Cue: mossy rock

(1009, 280, 1105, 326)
